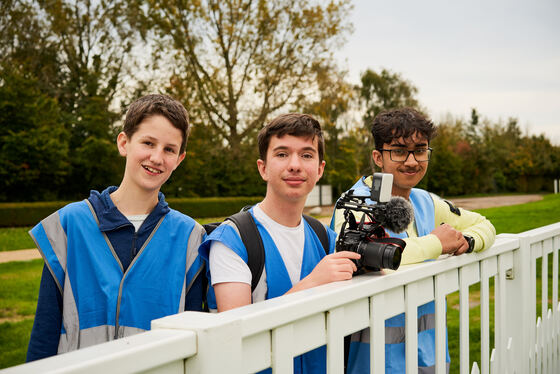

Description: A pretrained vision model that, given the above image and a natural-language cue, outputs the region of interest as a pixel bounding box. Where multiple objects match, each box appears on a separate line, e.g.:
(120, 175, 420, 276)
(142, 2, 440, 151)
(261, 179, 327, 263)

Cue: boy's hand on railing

(432, 224, 469, 256)
(287, 251, 360, 294)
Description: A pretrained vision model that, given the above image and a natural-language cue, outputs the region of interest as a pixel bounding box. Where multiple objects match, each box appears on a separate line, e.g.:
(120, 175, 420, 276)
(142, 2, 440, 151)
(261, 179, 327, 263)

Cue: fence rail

(3, 223, 560, 374)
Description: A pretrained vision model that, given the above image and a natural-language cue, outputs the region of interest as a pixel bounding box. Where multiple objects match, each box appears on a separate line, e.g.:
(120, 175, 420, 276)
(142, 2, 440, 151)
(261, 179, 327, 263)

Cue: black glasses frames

(379, 147, 433, 162)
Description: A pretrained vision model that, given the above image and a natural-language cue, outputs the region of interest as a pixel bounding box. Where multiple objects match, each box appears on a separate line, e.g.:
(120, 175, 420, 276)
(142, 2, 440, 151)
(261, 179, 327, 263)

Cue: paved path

(0, 194, 544, 264)
(0, 248, 42, 263)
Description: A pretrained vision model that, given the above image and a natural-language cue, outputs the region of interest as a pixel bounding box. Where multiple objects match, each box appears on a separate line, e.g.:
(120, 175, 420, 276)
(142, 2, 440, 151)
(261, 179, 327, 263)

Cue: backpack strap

(226, 211, 264, 293)
(303, 214, 329, 256)
(227, 212, 330, 293)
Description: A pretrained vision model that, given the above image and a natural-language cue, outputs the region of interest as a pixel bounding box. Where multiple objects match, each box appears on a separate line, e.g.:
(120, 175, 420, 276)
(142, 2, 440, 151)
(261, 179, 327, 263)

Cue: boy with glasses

(330, 107, 495, 373)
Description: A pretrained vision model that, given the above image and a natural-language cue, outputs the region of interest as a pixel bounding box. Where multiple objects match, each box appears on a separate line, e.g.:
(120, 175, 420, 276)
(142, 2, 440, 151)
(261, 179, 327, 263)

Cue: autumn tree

(142, 0, 352, 154)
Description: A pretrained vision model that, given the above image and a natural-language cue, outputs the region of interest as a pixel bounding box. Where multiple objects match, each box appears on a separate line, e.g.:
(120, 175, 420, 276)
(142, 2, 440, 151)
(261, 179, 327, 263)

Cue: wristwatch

(463, 234, 475, 253)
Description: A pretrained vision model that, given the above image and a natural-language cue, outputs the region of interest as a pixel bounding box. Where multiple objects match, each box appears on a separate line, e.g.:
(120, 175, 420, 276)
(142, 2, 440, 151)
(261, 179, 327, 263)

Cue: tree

(143, 0, 352, 155)
(0, 66, 69, 201)
(298, 65, 361, 197)
(359, 68, 419, 125)
(425, 121, 465, 196)
(1, 0, 142, 199)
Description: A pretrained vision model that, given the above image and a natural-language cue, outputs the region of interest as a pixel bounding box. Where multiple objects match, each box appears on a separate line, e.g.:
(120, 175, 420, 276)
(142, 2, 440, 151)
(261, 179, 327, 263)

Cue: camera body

(335, 173, 409, 272)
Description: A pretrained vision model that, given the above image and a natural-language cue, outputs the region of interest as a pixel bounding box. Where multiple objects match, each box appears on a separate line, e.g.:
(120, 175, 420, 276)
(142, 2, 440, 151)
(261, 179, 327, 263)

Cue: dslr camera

(335, 173, 411, 272)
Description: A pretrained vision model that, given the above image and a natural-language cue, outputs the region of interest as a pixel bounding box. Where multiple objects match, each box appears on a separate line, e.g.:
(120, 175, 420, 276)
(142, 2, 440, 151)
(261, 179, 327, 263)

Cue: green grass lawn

(475, 193, 560, 234)
(0, 260, 43, 369)
(0, 195, 559, 369)
(0, 227, 34, 252)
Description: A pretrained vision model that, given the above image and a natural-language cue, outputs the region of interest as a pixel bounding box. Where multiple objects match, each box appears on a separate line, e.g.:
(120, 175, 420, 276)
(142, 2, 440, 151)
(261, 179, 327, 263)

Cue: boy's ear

(257, 159, 268, 181)
(173, 152, 186, 170)
(372, 149, 383, 169)
(317, 159, 326, 180)
(116, 132, 128, 157)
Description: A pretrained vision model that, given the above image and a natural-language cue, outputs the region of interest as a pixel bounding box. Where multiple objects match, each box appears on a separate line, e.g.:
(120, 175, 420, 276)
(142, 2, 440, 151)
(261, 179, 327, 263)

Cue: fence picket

(471, 361, 480, 374)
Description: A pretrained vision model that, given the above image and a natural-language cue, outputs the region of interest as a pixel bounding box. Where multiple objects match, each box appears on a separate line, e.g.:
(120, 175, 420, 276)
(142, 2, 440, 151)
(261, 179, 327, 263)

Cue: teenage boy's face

(257, 134, 325, 203)
(117, 115, 185, 193)
(372, 131, 429, 197)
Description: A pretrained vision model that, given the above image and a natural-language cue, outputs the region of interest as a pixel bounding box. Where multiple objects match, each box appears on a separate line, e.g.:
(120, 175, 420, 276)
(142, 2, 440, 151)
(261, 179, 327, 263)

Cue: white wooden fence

(3, 223, 560, 374)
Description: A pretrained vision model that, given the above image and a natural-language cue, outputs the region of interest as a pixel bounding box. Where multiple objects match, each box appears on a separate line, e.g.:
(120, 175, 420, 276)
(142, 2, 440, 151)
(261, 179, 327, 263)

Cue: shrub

(0, 197, 263, 227)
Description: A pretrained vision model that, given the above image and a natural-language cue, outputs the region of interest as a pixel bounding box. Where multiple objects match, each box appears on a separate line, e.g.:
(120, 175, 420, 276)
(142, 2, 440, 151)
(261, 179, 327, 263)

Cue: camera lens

(356, 241, 402, 270)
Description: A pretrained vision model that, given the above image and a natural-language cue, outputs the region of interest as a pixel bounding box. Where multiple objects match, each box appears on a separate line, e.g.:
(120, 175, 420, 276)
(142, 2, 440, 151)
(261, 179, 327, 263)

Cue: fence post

(504, 234, 532, 373)
(152, 312, 244, 373)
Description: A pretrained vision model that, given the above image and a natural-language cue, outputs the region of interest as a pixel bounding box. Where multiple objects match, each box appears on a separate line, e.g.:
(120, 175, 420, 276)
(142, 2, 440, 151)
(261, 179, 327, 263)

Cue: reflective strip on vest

(29, 211, 67, 293)
(349, 310, 436, 345)
(32, 200, 200, 353)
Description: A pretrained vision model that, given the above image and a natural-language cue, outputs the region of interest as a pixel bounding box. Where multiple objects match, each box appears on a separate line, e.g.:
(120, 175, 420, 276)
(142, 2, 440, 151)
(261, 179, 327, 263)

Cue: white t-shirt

(208, 204, 306, 302)
(126, 214, 149, 232)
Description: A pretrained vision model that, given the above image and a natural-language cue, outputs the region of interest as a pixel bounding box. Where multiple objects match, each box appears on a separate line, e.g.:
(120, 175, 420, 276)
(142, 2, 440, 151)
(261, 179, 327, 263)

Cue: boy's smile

(372, 132, 429, 198)
(117, 115, 185, 194)
(257, 135, 325, 203)
(143, 165, 163, 175)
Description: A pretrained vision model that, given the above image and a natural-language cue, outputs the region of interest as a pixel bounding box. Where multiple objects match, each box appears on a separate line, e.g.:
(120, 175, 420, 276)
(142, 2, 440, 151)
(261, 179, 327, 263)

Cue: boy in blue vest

(199, 113, 360, 373)
(27, 94, 206, 361)
(331, 107, 496, 373)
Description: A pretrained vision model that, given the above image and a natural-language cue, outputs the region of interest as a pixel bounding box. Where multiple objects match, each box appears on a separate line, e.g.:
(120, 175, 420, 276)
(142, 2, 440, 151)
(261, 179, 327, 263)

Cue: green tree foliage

(426, 113, 560, 196)
(424, 118, 465, 196)
(1, 1, 559, 202)
(0, 0, 140, 201)
(360, 68, 420, 125)
(0, 67, 69, 201)
(357, 68, 422, 178)
(297, 65, 364, 197)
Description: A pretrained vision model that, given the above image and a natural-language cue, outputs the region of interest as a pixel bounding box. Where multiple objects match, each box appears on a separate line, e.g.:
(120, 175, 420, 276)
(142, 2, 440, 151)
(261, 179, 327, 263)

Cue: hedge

(0, 196, 263, 227)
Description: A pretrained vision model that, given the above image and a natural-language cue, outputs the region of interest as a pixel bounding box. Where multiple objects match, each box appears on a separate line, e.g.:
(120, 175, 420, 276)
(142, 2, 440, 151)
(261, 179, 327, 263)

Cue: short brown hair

(371, 107, 436, 149)
(257, 113, 325, 161)
(123, 94, 190, 153)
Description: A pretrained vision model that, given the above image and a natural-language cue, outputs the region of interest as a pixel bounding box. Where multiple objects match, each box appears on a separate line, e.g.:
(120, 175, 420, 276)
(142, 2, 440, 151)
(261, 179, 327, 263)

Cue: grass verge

(0, 259, 42, 369)
(474, 193, 560, 234)
(0, 227, 34, 252)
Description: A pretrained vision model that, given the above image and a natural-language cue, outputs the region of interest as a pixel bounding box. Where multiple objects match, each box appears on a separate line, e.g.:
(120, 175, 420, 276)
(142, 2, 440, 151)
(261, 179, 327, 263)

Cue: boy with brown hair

(27, 94, 206, 361)
(200, 113, 359, 373)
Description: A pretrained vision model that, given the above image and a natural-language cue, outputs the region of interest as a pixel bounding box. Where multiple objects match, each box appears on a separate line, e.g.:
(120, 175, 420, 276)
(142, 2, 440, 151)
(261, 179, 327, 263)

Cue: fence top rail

(2, 329, 197, 374)
(155, 234, 523, 338)
(514, 221, 560, 242)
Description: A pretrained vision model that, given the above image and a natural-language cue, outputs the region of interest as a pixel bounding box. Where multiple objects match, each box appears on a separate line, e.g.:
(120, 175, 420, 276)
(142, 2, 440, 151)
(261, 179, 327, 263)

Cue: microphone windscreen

(378, 196, 413, 233)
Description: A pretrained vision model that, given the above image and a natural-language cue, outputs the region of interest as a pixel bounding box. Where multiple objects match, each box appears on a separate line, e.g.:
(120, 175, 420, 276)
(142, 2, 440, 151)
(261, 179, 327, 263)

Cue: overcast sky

(336, 0, 560, 144)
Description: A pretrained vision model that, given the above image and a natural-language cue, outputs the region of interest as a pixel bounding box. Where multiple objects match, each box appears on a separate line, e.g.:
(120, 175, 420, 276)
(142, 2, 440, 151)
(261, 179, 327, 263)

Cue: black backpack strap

(303, 214, 329, 256)
(227, 211, 265, 293)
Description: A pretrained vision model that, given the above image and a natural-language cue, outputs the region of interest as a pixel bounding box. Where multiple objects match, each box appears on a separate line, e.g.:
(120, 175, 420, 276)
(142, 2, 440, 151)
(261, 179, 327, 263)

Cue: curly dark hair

(257, 113, 325, 161)
(371, 107, 436, 149)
